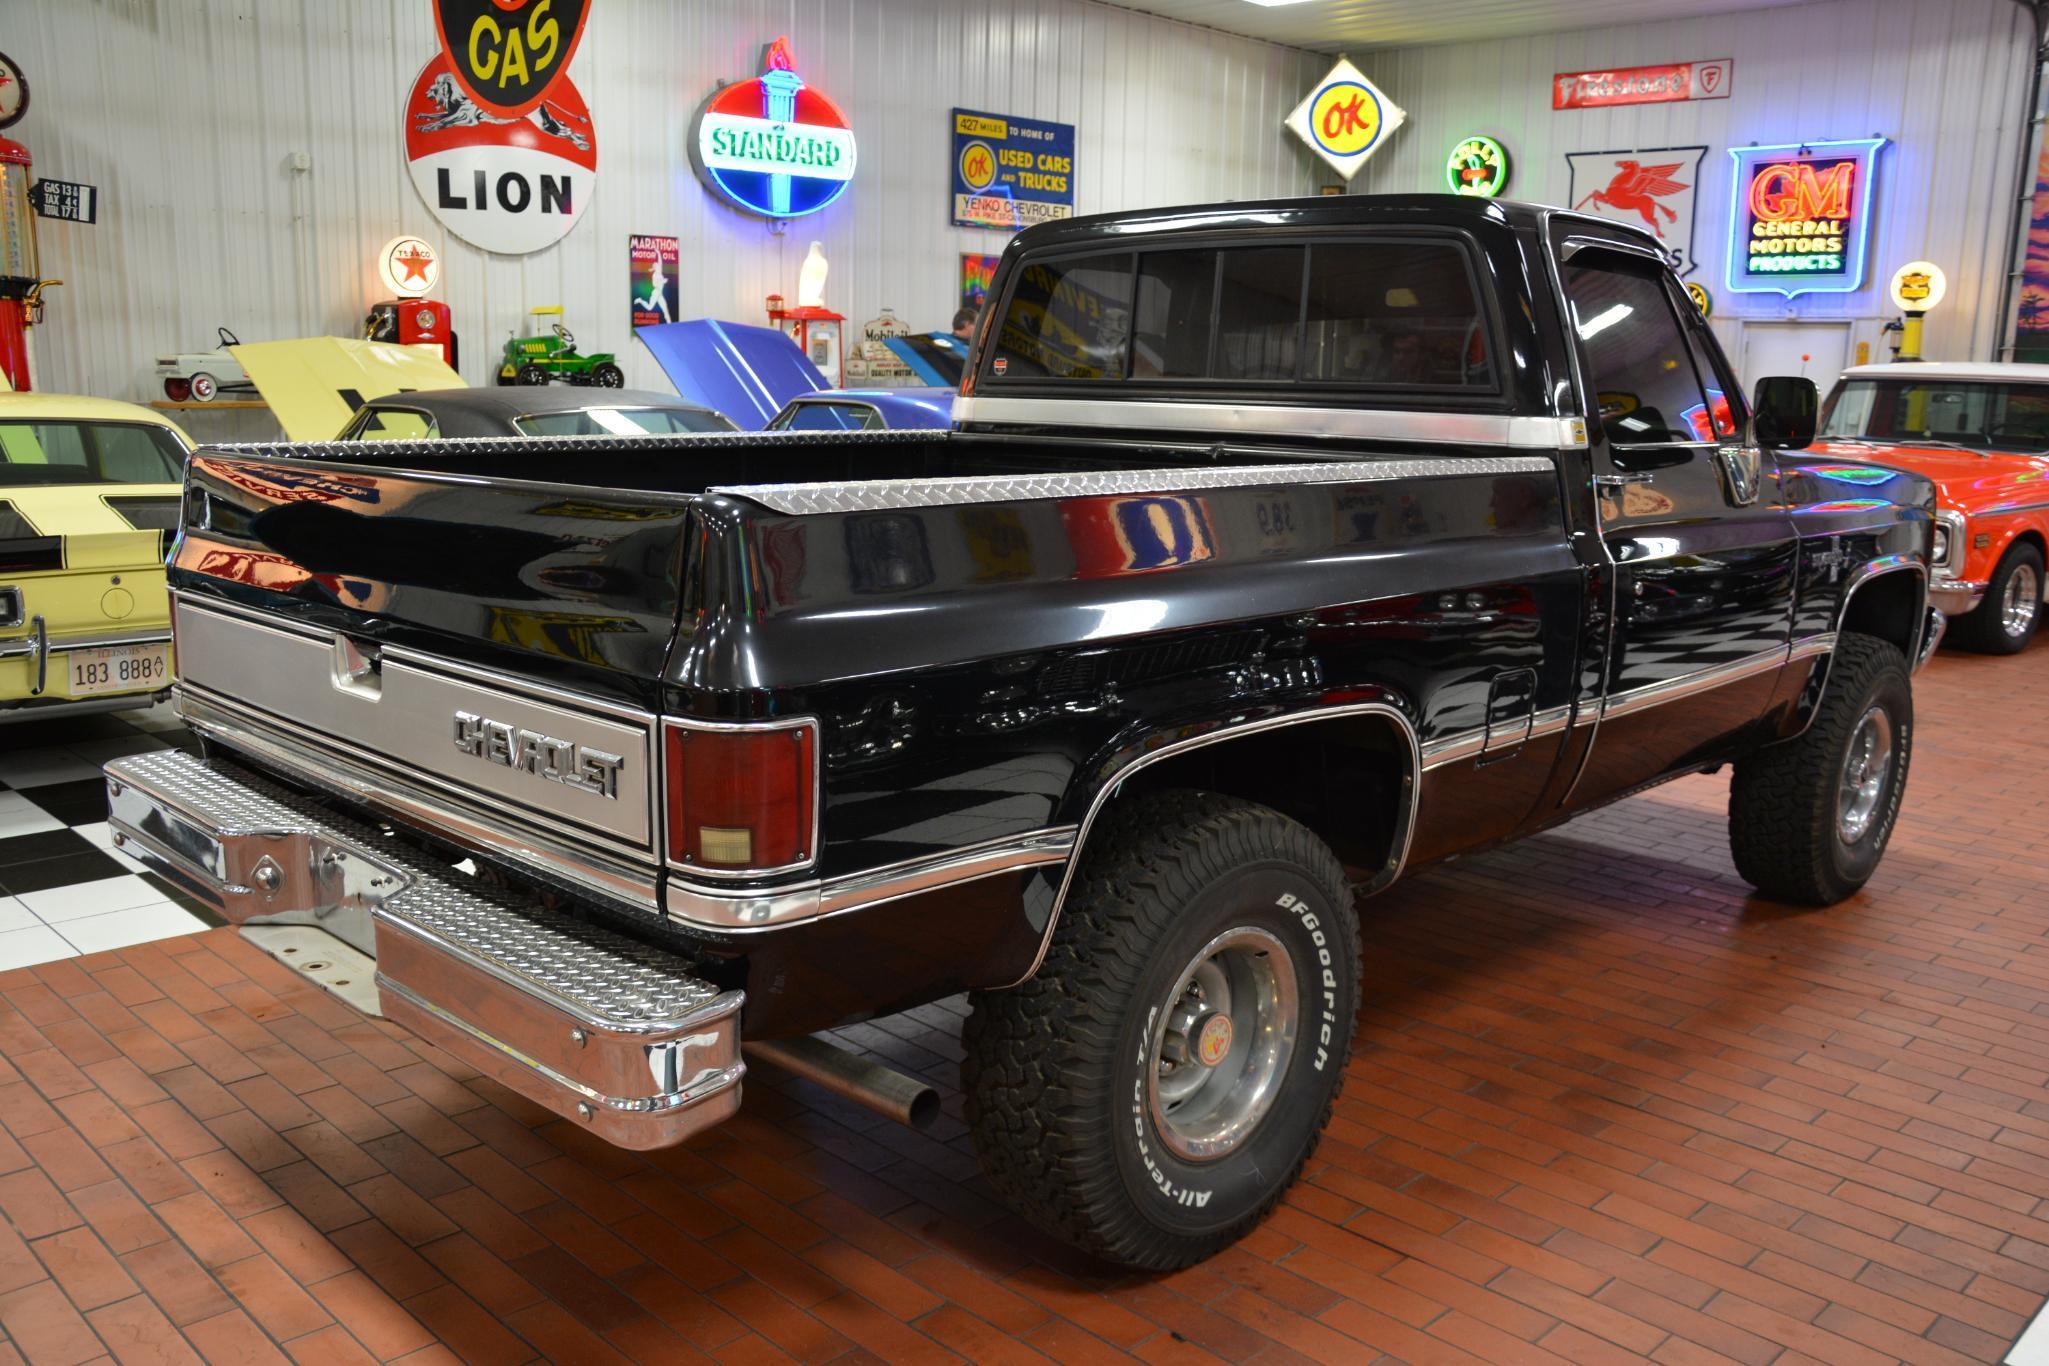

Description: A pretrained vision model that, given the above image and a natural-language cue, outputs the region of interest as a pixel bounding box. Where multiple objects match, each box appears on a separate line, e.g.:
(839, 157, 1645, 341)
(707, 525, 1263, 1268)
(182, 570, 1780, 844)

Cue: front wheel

(1954, 543, 2042, 654)
(962, 791, 1360, 1270)
(1729, 633, 1912, 905)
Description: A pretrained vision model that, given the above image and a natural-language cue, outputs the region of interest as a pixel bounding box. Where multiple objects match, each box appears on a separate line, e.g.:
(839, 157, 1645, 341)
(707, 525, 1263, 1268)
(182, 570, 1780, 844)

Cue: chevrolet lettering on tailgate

(452, 709, 624, 799)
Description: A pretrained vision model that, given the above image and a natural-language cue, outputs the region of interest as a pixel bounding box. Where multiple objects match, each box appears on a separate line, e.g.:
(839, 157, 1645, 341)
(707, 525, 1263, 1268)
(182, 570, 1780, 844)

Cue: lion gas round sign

(403, 51, 596, 255)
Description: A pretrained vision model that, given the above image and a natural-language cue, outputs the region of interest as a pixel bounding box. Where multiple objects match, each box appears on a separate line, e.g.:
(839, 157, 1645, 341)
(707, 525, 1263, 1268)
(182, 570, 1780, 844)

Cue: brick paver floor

(0, 637, 2043, 1363)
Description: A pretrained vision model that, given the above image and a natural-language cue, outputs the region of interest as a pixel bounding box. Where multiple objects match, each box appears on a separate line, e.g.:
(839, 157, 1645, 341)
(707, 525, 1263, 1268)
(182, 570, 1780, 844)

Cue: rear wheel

(517, 364, 546, 386)
(1729, 633, 1912, 905)
(189, 372, 218, 402)
(1953, 543, 2042, 654)
(592, 362, 623, 388)
(962, 791, 1359, 1270)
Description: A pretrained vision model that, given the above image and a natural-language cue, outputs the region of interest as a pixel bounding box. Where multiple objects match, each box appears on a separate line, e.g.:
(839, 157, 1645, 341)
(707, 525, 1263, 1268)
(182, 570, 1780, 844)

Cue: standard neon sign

(1726, 138, 1885, 297)
(692, 37, 856, 219)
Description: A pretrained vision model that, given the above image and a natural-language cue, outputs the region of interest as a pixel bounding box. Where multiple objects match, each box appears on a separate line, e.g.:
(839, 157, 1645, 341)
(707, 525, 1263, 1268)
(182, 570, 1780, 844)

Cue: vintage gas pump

(364, 235, 456, 369)
(0, 137, 56, 390)
(765, 240, 844, 385)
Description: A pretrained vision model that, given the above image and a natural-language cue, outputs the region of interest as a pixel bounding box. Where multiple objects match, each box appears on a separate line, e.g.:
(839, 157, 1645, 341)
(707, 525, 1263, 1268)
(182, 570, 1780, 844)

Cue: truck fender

(1789, 556, 1930, 740)
(1003, 695, 1421, 988)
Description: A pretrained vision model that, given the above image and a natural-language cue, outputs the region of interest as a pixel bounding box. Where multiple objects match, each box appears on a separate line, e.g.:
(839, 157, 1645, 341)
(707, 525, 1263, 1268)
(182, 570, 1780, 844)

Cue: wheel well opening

(1839, 570, 1922, 658)
(1104, 713, 1413, 882)
(2011, 530, 2046, 563)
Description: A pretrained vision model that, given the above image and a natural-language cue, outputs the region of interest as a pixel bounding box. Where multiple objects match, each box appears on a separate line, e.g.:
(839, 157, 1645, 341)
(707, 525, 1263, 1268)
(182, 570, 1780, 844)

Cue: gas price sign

(1727, 138, 1886, 298)
(952, 109, 1075, 230)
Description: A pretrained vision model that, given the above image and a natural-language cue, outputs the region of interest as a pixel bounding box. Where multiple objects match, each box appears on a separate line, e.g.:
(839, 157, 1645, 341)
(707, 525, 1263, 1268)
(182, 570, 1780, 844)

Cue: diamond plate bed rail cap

(708, 455, 1559, 516)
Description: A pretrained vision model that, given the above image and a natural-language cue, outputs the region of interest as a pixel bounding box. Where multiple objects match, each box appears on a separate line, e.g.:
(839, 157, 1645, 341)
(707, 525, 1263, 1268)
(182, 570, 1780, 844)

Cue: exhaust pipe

(745, 1036, 939, 1129)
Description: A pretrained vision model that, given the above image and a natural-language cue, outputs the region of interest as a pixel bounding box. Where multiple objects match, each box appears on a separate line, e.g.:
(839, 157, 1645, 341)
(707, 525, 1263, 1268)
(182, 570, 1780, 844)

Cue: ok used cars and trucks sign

(952, 109, 1075, 230)
(404, 50, 597, 255)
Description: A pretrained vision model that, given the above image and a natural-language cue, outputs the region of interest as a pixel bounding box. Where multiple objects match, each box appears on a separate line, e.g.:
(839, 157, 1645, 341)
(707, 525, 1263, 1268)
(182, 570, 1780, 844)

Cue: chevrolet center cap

(403, 51, 598, 256)
(1285, 57, 1405, 181)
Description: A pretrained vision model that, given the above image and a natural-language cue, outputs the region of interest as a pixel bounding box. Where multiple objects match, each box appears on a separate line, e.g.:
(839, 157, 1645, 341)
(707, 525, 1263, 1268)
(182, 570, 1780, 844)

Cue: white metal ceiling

(1097, 0, 1840, 51)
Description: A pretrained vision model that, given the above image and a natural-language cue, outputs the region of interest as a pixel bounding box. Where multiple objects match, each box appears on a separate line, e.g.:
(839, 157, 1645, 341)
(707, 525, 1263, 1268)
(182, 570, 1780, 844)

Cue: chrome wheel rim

(1146, 927, 1297, 1162)
(2002, 564, 2040, 638)
(1836, 706, 1896, 844)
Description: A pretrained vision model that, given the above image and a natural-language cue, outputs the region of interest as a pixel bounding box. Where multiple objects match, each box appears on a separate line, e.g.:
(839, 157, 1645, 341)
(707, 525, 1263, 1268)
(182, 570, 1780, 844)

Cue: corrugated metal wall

(1347, 0, 2037, 371)
(4, 0, 1322, 433)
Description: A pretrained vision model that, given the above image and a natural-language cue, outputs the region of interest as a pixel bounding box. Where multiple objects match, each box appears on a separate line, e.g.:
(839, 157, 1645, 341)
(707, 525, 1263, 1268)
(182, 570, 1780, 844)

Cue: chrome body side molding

(712, 454, 1559, 517)
(662, 827, 1078, 932)
(1599, 648, 1789, 722)
(951, 397, 1587, 451)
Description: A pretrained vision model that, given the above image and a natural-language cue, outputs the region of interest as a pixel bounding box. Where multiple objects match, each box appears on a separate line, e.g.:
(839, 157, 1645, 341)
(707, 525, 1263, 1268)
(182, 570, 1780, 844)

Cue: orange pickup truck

(1815, 361, 2049, 653)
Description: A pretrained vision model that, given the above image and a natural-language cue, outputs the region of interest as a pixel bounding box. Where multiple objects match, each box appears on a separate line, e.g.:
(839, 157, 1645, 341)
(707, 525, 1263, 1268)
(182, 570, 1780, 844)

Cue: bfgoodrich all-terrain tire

(1729, 632, 1912, 905)
(962, 791, 1360, 1270)
(1953, 542, 2042, 655)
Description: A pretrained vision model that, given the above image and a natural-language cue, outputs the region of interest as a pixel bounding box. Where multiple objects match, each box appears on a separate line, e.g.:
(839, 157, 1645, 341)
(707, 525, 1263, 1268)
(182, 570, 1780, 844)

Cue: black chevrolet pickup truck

(105, 196, 1938, 1270)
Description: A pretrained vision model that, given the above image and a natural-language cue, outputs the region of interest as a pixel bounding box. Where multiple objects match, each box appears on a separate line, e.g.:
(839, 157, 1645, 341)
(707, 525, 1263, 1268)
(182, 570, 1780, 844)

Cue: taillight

(664, 719, 817, 876)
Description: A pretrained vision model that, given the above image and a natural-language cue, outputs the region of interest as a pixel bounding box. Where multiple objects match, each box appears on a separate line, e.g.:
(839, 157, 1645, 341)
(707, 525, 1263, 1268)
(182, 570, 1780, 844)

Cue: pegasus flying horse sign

(1565, 146, 1709, 277)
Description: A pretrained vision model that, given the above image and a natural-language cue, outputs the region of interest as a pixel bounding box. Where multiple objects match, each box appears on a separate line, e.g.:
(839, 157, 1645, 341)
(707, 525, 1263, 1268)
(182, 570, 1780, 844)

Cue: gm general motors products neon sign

(693, 37, 856, 219)
(1726, 138, 1885, 298)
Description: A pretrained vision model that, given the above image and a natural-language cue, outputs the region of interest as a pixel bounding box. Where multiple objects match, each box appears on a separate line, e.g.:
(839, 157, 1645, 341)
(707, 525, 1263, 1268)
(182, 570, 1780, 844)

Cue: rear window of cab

(983, 236, 1497, 394)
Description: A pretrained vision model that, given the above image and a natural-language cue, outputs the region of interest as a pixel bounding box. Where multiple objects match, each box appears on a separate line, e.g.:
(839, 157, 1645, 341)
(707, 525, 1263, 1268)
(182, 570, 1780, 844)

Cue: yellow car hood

(4, 483, 183, 570)
(230, 338, 464, 441)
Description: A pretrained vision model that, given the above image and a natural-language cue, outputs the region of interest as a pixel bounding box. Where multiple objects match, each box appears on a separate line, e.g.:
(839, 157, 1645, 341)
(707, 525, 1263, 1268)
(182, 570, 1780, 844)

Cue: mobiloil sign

(693, 37, 856, 219)
(1726, 139, 1886, 298)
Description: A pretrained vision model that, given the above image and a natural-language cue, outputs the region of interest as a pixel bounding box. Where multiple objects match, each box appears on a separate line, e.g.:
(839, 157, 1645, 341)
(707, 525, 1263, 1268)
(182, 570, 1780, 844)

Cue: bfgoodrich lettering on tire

(1728, 632, 1912, 905)
(961, 790, 1361, 1269)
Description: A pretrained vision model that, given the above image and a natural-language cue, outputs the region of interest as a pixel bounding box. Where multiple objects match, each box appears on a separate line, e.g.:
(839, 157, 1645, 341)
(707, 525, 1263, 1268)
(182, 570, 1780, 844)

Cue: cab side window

(1563, 257, 1713, 446)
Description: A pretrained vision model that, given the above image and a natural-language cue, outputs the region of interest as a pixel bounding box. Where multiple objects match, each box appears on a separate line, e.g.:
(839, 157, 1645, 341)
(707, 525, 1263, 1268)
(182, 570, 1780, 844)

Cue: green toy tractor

(496, 307, 624, 387)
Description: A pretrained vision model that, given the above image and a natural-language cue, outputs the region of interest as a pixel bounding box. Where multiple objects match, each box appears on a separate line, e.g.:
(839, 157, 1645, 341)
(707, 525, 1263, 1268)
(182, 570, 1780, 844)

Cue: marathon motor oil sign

(693, 38, 856, 219)
(404, 51, 596, 255)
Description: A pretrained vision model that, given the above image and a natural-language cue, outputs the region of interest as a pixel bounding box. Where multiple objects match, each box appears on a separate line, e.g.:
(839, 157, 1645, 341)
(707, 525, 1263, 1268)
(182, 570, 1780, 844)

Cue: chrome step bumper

(102, 750, 744, 1150)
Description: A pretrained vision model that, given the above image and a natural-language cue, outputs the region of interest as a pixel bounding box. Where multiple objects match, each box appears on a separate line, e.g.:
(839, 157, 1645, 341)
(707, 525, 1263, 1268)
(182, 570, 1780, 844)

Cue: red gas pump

(364, 234, 456, 369)
(0, 137, 45, 390)
(366, 297, 457, 369)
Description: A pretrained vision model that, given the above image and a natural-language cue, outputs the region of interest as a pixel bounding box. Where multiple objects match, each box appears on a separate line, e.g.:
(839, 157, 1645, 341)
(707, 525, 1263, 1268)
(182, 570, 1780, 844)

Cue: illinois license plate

(66, 644, 172, 697)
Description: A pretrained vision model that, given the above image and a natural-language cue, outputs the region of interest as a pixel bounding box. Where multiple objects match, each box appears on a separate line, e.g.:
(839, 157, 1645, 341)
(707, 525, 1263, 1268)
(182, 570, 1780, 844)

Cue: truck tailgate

(173, 451, 695, 704)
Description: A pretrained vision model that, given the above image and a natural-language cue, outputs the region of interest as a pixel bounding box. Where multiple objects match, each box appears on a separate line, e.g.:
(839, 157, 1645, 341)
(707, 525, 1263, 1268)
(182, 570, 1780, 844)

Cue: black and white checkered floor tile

(0, 703, 224, 969)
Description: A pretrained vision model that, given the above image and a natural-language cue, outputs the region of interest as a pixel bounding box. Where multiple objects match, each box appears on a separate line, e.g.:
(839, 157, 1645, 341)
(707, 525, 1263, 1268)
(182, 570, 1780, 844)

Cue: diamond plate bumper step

(103, 750, 744, 1150)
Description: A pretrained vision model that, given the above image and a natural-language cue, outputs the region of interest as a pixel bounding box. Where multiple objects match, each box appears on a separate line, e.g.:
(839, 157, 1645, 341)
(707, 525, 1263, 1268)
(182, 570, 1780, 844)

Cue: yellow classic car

(0, 393, 191, 721)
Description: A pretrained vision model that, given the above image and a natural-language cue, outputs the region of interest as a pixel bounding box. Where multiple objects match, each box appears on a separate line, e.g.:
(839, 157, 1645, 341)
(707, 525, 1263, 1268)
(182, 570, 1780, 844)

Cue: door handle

(1595, 472, 1655, 489)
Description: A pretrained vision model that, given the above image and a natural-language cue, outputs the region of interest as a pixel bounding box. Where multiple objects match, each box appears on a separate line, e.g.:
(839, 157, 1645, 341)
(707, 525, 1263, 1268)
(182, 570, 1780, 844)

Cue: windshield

(771, 402, 880, 432)
(0, 420, 187, 485)
(1819, 378, 2049, 452)
(340, 408, 436, 441)
(514, 407, 735, 437)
